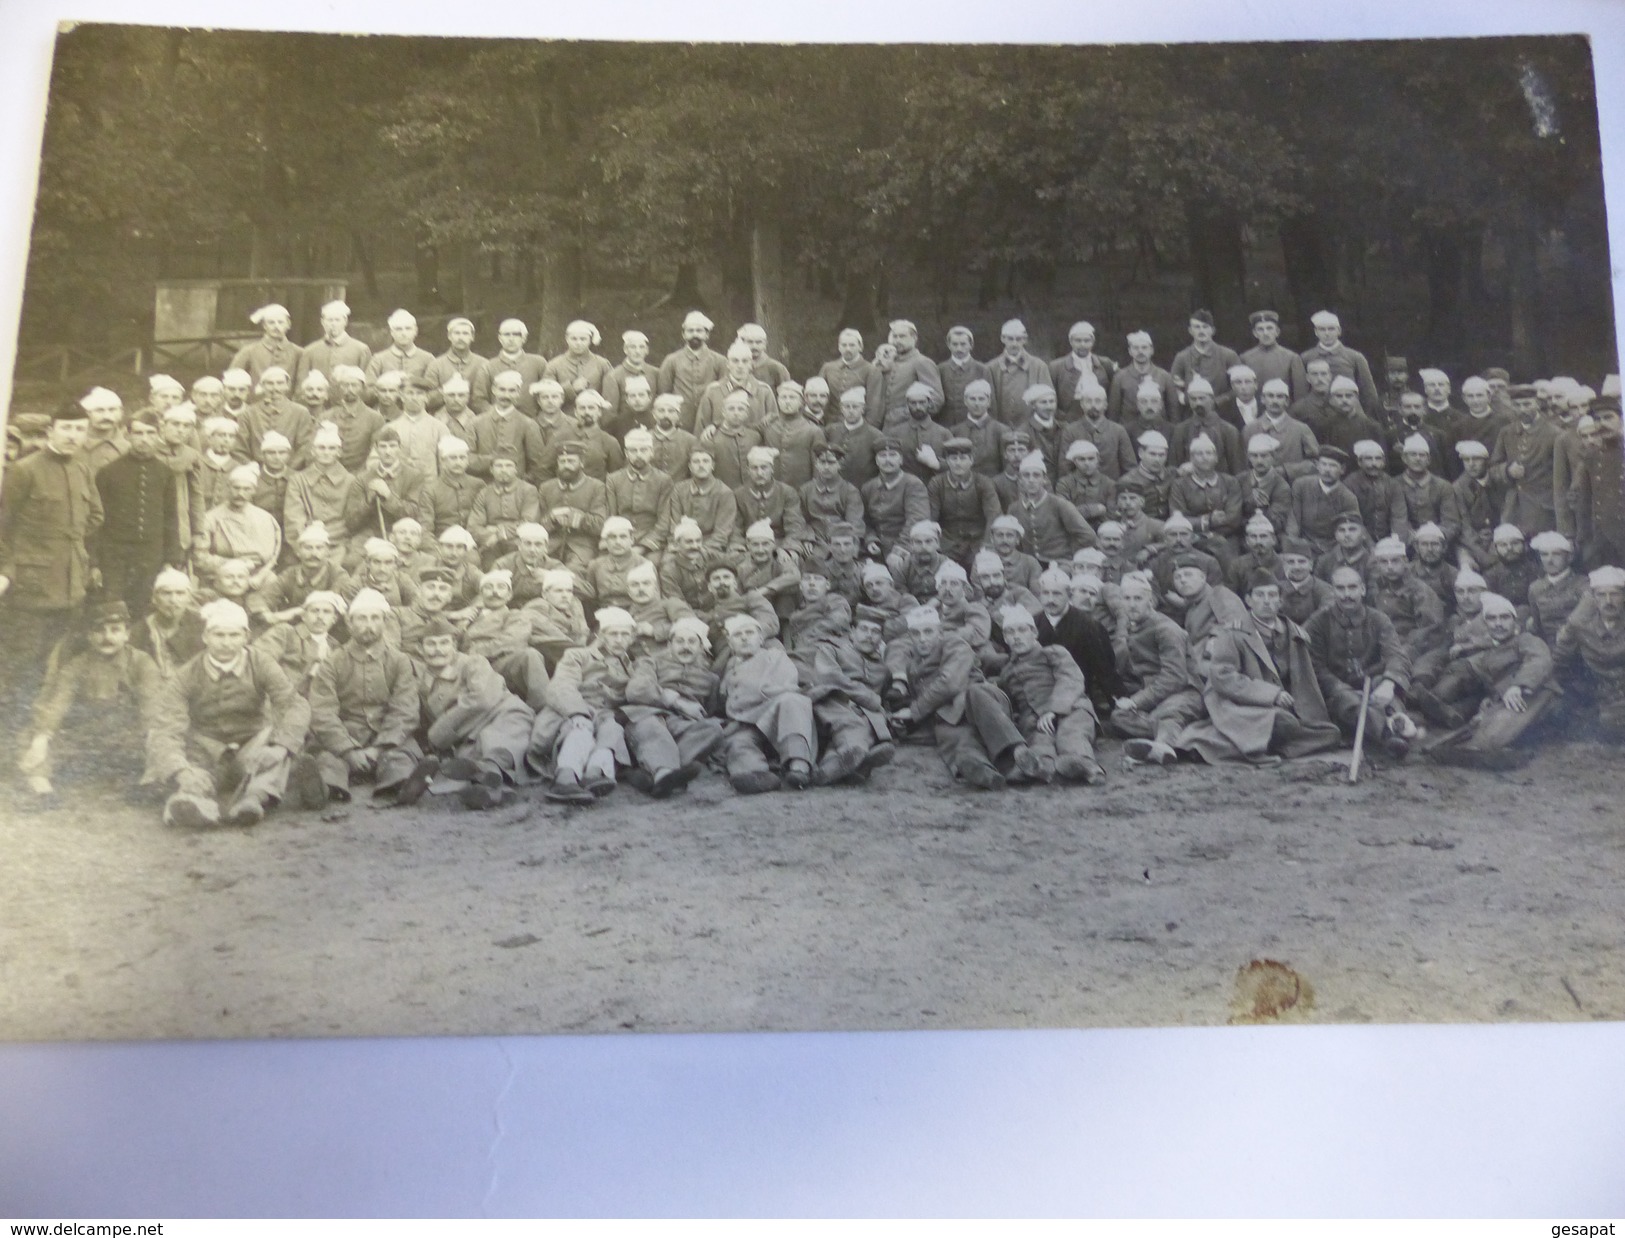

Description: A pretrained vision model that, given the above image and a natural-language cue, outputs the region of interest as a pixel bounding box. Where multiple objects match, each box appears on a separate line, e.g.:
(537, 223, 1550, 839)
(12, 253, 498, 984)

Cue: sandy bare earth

(2, 735, 1622, 1042)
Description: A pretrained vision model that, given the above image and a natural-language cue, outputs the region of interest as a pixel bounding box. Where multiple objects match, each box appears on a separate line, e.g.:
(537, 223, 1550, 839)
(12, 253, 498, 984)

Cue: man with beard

(647, 394, 699, 483)
(658, 310, 728, 432)
(997, 604, 1107, 785)
(425, 317, 492, 411)
(1062, 377, 1135, 480)
(435, 372, 480, 447)
(93, 411, 183, 620)
(236, 367, 317, 468)
(18, 600, 164, 798)
(1491, 384, 1561, 535)
(1304, 566, 1419, 757)
(306, 587, 428, 805)
(536, 441, 609, 573)
(1238, 434, 1293, 535)
(134, 567, 206, 678)
(1243, 378, 1321, 479)
(1170, 377, 1245, 475)
(143, 598, 316, 827)
(1306, 376, 1387, 458)
(735, 447, 810, 557)
(1288, 446, 1361, 556)
(468, 454, 540, 566)
(620, 614, 726, 797)
(1484, 523, 1540, 609)
(606, 427, 674, 556)
(1108, 331, 1177, 424)
(1178, 570, 1341, 766)
(1366, 536, 1446, 662)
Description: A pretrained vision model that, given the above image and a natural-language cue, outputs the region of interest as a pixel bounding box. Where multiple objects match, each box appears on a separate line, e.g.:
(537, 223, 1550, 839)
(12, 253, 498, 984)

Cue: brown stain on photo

(1230, 959, 1315, 1024)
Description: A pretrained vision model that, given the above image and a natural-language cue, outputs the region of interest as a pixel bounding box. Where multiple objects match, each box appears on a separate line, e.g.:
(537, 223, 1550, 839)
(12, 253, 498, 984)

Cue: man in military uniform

(0, 399, 104, 727)
(1300, 310, 1380, 417)
(1108, 574, 1204, 767)
(884, 605, 1039, 791)
(297, 300, 372, 387)
(1176, 570, 1341, 765)
(658, 310, 728, 432)
(93, 411, 183, 620)
(1170, 309, 1242, 410)
(1239, 309, 1307, 400)
(366, 309, 436, 385)
(1417, 592, 1558, 768)
(1050, 320, 1118, 421)
(229, 303, 302, 383)
(1304, 566, 1419, 757)
(1491, 389, 1561, 536)
(996, 603, 1107, 784)
(143, 598, 317, 827)
(1554, 566, 1625, 739)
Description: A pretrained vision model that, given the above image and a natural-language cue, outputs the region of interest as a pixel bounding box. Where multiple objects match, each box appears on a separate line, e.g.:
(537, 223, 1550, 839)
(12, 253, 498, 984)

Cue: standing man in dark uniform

(92, 411, 183, 622)
(0, 400, 105, 729)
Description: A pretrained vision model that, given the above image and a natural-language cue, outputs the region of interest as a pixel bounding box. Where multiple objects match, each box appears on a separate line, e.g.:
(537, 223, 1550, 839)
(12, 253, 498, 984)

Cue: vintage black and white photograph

(2, 25, 1621, 1043)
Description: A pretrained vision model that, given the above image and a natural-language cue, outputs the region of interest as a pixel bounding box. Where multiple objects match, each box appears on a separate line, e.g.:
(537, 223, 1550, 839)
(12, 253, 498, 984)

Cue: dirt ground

(2, 735, 1622, 1043)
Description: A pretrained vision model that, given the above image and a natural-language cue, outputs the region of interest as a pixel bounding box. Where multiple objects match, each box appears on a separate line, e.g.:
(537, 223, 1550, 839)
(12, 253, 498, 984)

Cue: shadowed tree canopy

(15, 28, 1614, 384)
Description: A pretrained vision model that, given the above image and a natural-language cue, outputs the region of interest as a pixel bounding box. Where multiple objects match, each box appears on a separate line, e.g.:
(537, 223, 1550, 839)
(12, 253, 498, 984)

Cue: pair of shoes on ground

(1122, 739, 1178, 767)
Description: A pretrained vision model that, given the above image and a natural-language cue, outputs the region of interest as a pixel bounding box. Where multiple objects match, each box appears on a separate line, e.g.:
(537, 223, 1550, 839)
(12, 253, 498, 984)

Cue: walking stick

(1348, 674, 1373, 783)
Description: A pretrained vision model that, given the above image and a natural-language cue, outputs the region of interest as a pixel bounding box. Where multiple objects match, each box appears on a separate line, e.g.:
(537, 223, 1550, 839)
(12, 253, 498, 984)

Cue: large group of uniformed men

(1, 298, 1622, 827)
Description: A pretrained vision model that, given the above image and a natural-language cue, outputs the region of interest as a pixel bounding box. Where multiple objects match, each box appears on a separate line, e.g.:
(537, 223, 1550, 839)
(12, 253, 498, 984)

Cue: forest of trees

(14, 27, 1618, 383)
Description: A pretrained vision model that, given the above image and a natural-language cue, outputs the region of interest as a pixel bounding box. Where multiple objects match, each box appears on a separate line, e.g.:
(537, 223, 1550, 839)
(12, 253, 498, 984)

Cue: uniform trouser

(932, 682, 1025, 780)
(554, 713, 625, 782)
(487, 648, 551, 711)
(1428, 687, 1558, 753)
(1106, 688, 1204, 747)
(724, 695, 816, 780)
(315, 731, 424, 793)
(1582, 530, 1625, 570)
(0, 604, 75, 738)
(161, 725, 291, 827)
(1323, 680, 1406, 739)
(625, 713, 725, 773)
(440, 709, 532, 780)
(98, 545, 166, 623)
(1017, 708, 1099, 779)
(1411, 641, 1452, 688)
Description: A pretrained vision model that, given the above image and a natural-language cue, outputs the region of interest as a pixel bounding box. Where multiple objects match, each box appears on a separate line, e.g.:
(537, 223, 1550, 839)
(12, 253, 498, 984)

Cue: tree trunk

(1423, 225, 1464, 361)
(666, 260, 705, 313)
(539, 241, 583, 353)
(838, 262, 880, 342)
(750, 216, 788, 367)
(1507, 217, 1544, 379)
(1186, 203, 1248, 342)
(351, 231, 379, 299)
(717, 214, 755, 332)
(414, 244, 440, 306)
(1279, 213, 1336, 326)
